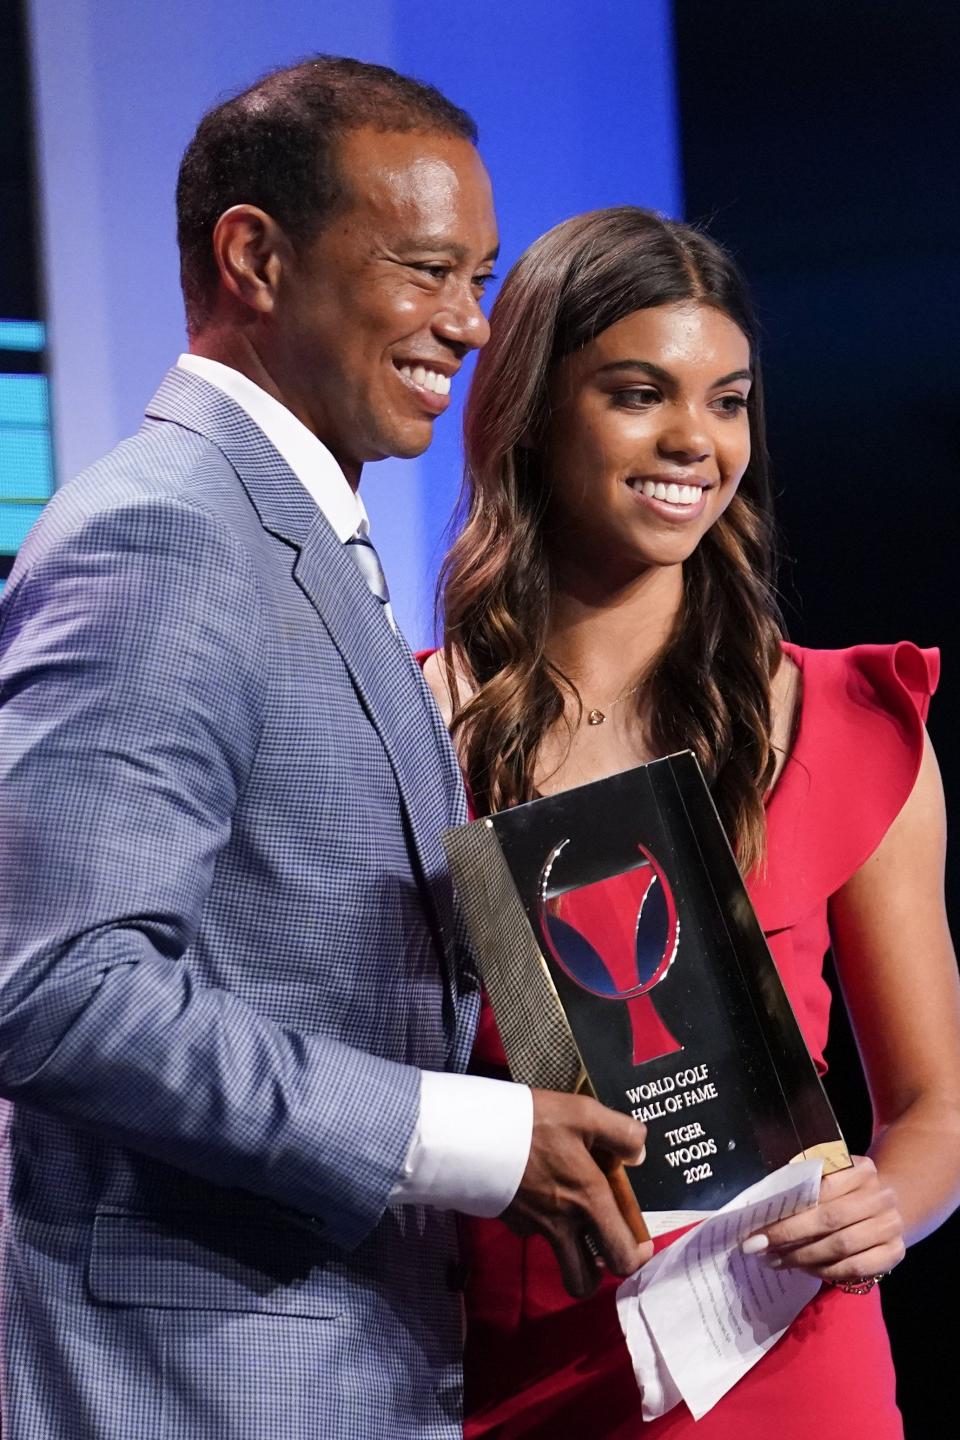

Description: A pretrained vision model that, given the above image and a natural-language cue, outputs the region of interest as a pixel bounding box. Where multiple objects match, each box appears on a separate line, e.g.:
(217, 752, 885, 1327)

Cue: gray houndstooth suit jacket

(0, 367, 480, 1438)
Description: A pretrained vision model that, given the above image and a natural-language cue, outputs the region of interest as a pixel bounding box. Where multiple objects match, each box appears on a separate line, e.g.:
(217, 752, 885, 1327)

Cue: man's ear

(210, 205, 287, 316)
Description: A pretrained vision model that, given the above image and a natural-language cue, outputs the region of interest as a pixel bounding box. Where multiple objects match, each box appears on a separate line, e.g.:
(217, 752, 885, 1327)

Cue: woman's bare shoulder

(769, 649, 802, 787)
(772, 649, 801, 715)
(422, 648, 476, 728)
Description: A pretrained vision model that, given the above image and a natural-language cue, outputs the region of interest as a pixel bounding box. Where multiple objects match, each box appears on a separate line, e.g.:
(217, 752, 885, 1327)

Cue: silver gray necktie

(346, 518, 395, 631)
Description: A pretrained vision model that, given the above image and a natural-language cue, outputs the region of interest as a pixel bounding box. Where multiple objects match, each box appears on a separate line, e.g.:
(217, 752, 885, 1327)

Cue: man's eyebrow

(400, 237, 500, 263)
(594, 360, 752, 387)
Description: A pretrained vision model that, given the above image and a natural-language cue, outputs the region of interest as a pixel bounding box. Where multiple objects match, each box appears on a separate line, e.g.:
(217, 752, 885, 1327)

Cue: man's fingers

(550, 1208, 653, 1297)
(581, 1176, 650, 1276)
(507, 1089, 654, 1296)
(553, 1229, 604, 1299)
(597, 1156, 651, 1243)
(589, 1104, 647, 1164)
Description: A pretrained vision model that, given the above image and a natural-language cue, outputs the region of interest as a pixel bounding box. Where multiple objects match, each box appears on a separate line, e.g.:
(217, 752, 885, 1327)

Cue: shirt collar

(176, 353, 367, 541)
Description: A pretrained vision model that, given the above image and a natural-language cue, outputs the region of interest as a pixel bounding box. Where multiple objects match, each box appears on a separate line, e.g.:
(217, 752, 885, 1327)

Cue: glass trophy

(443, 752, 849, 1231)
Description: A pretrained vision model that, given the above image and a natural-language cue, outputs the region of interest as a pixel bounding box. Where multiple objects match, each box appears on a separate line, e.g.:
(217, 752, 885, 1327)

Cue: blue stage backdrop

(25, 0, 681, 643)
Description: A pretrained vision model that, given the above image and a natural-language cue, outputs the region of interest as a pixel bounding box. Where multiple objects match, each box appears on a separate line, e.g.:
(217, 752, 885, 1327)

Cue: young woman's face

(541, 301, 753, 582)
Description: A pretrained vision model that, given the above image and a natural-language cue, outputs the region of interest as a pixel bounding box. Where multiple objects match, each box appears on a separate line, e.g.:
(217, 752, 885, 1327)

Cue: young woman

(423, 208, 960, 1438)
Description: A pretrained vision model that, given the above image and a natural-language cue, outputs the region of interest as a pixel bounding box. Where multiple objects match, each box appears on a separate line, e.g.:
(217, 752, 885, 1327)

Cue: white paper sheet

(643, 1209, 717, 1238)
(617, 1160, 823, 1421)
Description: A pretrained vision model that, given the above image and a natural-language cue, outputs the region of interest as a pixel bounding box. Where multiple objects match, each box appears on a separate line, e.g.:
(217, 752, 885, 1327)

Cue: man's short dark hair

(176, 55, 479, 336)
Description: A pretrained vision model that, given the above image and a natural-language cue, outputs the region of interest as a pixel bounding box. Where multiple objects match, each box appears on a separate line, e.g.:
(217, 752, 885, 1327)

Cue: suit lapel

(395, 627, 468, 828)
(144, 368, 465, 991)
(291, 518, 462, 866)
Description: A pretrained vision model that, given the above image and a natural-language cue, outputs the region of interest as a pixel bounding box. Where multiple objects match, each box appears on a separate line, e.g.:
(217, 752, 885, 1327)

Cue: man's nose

(432, 287, 491, 353)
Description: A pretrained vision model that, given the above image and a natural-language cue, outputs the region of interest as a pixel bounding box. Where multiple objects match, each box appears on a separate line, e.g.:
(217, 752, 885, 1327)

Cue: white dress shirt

(176, 354, 533, 1217)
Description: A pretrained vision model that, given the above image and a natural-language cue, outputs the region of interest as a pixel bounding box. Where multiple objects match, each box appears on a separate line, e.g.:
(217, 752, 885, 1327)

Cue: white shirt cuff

(390, 1070, 533, 1217)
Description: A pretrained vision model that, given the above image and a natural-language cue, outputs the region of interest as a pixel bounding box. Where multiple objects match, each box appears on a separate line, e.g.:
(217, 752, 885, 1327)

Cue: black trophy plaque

(443, 752, 850, 1224)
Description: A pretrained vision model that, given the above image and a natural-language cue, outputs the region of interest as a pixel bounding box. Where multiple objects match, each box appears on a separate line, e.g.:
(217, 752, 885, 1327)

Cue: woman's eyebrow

(594, 359, 672, 382)
(594, 360, 752, 387)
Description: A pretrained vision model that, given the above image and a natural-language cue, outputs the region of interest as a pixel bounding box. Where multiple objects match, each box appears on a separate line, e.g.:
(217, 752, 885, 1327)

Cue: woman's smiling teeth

(398, 363, 451, 395)
(630, 479, 704, 506)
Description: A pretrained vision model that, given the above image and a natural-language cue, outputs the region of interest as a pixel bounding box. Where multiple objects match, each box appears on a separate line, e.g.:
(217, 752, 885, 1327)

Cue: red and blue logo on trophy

(538, 841, 683, 1066)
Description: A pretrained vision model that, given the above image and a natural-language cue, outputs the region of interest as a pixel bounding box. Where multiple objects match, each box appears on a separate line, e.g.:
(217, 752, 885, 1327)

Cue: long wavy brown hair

(439, 207, 784, 873)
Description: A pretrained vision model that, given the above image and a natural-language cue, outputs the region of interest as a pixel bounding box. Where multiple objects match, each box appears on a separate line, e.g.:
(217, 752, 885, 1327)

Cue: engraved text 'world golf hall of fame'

(537, 841, 683, 1066)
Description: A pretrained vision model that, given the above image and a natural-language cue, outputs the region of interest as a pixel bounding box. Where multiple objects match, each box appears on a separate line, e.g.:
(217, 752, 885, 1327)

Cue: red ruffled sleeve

(750, 641, 939, 932)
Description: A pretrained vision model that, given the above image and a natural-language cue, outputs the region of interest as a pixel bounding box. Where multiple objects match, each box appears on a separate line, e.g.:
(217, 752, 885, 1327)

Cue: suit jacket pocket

(88, 1210, 344, 1318)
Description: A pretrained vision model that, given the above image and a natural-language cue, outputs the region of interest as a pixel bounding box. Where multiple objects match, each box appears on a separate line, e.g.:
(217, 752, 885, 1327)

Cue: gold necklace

(583, 681, 643, 727)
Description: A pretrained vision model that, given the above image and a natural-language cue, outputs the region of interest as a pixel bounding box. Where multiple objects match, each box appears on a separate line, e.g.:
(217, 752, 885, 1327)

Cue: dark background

(675, 3, 960, 1431)
(0, 0, 40, 324)
(0, 0, 44, 583)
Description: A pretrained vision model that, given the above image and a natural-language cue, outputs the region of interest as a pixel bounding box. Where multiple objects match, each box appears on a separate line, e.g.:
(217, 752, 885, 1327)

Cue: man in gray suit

(0, 57, 648, 1438)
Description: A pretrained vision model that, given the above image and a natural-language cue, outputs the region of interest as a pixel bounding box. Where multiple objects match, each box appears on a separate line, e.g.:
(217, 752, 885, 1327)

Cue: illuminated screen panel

(1, 0, 52, 591)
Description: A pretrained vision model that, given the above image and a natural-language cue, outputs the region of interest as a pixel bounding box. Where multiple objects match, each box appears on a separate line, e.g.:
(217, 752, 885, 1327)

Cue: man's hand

(502, 1089, 654, 1297)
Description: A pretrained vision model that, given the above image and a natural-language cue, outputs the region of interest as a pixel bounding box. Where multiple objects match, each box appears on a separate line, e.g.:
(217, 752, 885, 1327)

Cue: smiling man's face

(276, 125, 498, 484)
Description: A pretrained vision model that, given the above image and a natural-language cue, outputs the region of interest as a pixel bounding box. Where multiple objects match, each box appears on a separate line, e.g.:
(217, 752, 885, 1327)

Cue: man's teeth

(398, 364, 451, 396)
(637, 480, 703, 505)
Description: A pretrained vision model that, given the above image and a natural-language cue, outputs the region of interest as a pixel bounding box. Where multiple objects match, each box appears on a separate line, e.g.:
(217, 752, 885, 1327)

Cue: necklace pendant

(587, 708, 605, 726)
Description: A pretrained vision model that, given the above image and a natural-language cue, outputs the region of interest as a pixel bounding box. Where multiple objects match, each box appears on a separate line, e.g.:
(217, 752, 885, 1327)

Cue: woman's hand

(742, 1155, 905, 1286)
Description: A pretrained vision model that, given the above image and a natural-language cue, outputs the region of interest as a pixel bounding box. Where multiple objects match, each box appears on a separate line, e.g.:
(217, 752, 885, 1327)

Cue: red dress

(459, 642, 939, 1439)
